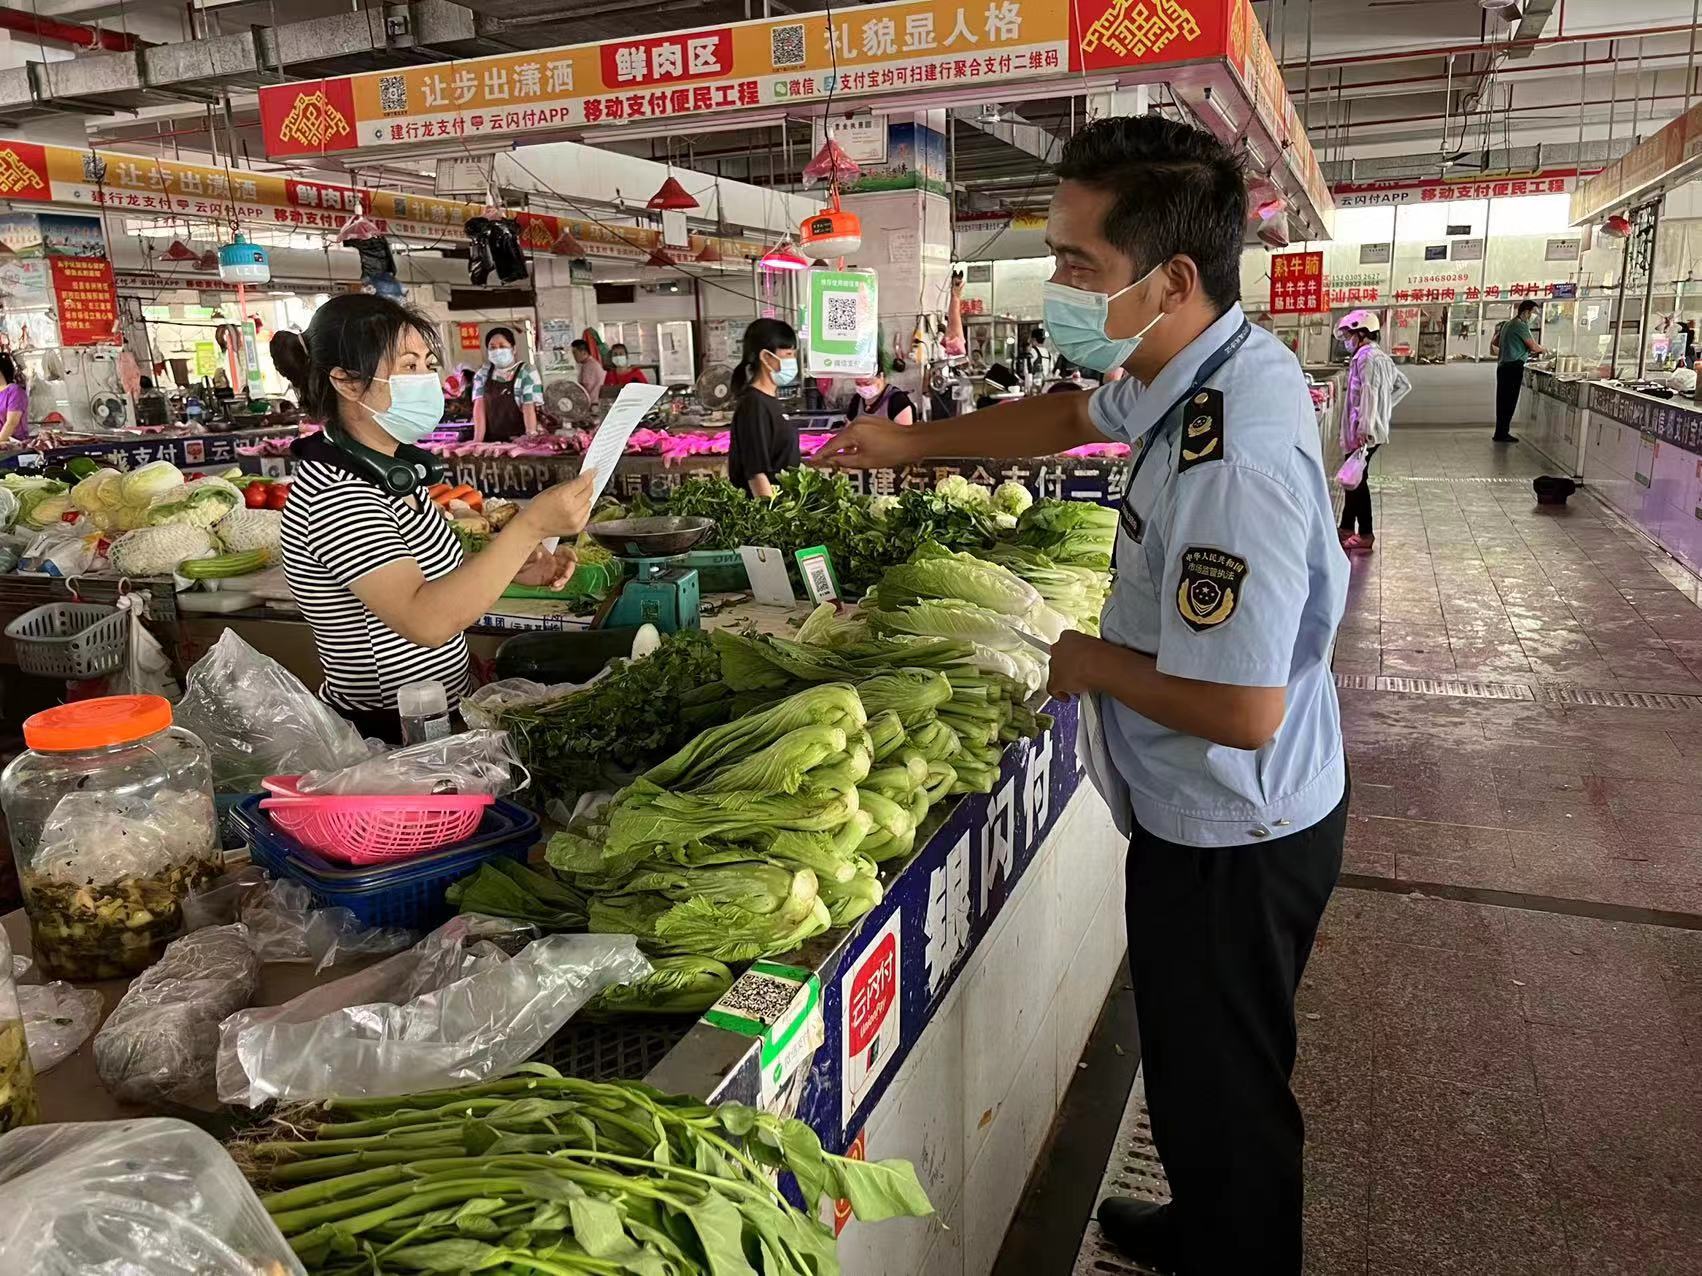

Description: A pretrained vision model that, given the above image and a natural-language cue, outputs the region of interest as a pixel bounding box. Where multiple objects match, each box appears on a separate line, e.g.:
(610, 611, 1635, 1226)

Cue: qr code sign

(824, 294, 860, 338)
(379, 74, 407, 114)
(771, 23, 806, 68)
(715, 969, 804, 1027)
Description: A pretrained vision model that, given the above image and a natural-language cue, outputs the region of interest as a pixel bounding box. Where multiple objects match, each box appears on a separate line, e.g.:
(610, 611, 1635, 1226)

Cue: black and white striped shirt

(281, 446, 470, 714)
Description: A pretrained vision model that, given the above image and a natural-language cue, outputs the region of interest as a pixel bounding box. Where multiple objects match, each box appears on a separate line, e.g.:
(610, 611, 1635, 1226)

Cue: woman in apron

(471, 327, 541, 442)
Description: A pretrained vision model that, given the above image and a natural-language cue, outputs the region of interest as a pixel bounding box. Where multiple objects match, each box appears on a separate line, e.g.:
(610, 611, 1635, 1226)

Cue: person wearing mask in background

(604, 342, 650, 391)
(1490, 299, 1544, 443)
(1335, 309, 1409, 554)
(814, 114, 1348, 1276)
(274, 294, 595, 742)
(571, 338, 606, 400)
(727, 318, 800, 499)
(846, 365, 915, 426)
(471, 327, 542, 443)
(0, 353, 25, 446)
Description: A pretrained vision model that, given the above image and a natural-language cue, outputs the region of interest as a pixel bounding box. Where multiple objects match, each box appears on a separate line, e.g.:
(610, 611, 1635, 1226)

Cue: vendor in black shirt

(846, 367, 915, 425)
(727, 317, 801, 497)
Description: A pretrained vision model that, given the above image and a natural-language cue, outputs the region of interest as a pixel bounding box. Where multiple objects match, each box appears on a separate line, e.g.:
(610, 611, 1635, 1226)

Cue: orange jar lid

(24, 695, 174, 752)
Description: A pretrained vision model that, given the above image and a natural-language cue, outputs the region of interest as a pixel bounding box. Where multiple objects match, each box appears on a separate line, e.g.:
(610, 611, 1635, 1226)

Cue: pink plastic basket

(259, 775, 496, 866)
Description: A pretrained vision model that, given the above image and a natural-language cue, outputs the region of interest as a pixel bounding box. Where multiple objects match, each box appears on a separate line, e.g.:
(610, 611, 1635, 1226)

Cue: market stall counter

(2, 424, 302, 476)
(1578, 381, 1702, 575)
(1518, 366, 1589, 477)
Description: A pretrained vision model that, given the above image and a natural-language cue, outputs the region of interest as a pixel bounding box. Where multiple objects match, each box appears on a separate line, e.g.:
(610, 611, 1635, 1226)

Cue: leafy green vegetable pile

(0, 1019, 37, 1134)
(235, 1065, 932, 1274)
(632, 469, 1001, 595)
(486, 631, 737, 808)
(1012, 499, 1118, 571)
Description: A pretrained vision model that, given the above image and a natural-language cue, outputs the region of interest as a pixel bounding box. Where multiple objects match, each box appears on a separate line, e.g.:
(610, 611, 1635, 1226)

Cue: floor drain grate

(1335, 671, 1702, 711)
(1539, 686, 1702, 710)
(1334, 673, 1536, 700)
(1072, 1072, 1170, 1276)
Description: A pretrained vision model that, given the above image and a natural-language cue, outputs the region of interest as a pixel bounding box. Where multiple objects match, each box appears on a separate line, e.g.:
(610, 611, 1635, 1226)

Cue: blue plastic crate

(229, 796, 541, 931)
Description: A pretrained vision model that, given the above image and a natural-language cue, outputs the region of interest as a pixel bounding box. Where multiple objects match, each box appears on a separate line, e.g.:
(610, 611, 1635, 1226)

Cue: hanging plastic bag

(296, 728, 527, 797)
(174, 630, 373, 793)
(216, 916, 648, 1106)
(1336, 446, 1368, 490)
(0, 1118, 304, 1276)
(16, 982, 101, 1073)
(93, 923, 260, 1107)
(114, 588, 181, 699)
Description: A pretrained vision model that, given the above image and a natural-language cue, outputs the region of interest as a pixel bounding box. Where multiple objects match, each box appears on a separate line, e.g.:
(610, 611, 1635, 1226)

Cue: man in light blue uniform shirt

(815, 115, 1350, 1275)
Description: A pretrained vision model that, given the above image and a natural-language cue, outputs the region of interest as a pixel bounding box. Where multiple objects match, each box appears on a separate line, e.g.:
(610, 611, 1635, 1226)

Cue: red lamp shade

(646, 246, 678, 268)
(1601, 214, 1633, 239)
(759, 239, 809, 272)
(695, 240, 723, 263)
(647, 176, 700, 211)
(163, 239, 198, 261)
(551, 230, 590, 255)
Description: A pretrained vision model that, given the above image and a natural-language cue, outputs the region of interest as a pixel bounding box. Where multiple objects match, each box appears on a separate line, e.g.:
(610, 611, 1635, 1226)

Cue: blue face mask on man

(367, 372, 445, 444)
(1041, 261, 1167, 374)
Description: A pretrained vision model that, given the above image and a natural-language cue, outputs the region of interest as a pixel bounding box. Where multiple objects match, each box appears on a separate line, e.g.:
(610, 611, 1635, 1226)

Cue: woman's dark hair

(486, 325, 516, 347)
(609, 343, 628, 355)
(276, 293, 439, 422)
(1054, 114, 1247, 312)
(730, 317, 797, 393)
(1349, 327, 1380, 342)
(0, 352, 22, 387)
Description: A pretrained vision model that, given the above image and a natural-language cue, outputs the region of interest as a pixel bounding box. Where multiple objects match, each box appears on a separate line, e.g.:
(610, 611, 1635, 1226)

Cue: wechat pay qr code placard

(805, 268, 878, 377)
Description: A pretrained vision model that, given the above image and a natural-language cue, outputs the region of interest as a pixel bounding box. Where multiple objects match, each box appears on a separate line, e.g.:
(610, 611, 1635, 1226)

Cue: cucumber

(179, 547, 270, 580)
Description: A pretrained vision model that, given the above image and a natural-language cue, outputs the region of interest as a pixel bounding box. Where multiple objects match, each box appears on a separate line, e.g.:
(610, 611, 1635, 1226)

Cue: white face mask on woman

(488, 347, 515, 368)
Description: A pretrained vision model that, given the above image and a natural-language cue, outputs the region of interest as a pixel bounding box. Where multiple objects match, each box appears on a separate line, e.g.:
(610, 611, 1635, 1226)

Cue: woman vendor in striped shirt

(275, 294, 595, 741)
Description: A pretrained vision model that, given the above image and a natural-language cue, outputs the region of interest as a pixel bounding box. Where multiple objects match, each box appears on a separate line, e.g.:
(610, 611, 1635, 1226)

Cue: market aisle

(1299, 428, 1702, 1275)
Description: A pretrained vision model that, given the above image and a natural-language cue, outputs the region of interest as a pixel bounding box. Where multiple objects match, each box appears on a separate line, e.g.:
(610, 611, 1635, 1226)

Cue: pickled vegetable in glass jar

(0, 925, 38, 1132)
(0, 695, 220, 981)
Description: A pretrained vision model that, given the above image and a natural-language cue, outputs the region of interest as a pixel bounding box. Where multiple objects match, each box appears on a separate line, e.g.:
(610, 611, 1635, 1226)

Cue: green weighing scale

(585, 516, 715, 633)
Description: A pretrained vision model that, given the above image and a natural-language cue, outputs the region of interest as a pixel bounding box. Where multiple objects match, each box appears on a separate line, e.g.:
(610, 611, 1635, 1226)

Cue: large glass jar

(0, 925, 37, 1131)
(0, 695, 220, 980)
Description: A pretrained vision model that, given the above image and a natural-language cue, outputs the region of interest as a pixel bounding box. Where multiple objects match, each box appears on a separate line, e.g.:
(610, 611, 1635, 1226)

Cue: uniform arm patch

(1177, 388, 1225, 473)
(1176, 546, 1247, 632)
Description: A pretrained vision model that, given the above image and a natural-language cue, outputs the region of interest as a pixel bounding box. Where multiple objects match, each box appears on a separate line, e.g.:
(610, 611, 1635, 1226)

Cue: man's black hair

(1517, 300, 1539, 315)
(1030, 326, 1046, 341)
(1054, 115, 1247, 312)
(570, 339, 589, 353)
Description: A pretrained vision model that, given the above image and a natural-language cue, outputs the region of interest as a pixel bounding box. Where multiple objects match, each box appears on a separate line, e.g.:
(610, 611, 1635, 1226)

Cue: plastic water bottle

(396, 680, 451, 745)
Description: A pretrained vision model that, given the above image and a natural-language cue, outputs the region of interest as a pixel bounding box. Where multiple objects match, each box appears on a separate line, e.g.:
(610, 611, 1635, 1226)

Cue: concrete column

(837, 110, 953, 388)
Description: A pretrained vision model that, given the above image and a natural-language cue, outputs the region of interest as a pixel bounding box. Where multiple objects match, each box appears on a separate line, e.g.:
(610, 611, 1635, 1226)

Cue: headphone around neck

(322, 421, 446, 497)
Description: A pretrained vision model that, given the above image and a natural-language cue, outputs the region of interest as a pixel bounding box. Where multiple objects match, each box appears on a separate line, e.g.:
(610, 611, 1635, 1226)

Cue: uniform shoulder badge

(1176, 546, 1247, 632)
(1178, 388, 1224, 473)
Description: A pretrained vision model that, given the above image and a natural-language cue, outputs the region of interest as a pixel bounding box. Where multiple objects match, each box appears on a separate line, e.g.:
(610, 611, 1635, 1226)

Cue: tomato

(264, 483, 290, 510)
(243, 482, 269, 509)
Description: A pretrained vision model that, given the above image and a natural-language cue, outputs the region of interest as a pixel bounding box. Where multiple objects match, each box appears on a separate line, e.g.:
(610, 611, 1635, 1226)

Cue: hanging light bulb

(799, 188, 862, 258)
(647, 176, 700, 211)
(759, 238, 809, 272)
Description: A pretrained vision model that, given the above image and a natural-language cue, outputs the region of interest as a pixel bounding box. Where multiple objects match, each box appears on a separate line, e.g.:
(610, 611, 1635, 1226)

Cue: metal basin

(586, 515, 715, 559)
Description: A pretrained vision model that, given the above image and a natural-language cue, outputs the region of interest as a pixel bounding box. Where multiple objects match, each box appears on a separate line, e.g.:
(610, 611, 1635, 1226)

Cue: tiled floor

(1301, 429, 1702, 1275)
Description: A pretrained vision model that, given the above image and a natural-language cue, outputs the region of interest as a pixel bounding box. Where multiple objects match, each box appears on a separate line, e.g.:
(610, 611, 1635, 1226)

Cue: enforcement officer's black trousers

(1123, 787, 1348, 1275)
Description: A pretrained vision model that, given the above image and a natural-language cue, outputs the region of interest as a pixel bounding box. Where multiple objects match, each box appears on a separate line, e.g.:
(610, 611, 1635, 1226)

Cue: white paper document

(541, 380, 669, 552)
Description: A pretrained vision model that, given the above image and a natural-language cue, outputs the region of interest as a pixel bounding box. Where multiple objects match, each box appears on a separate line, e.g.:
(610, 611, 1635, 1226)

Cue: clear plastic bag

(296, 728, 527, 797)
(185, 868, 415, 969)
(216, 915, 649, 1106)
(114, 588, 181, 699)
(460, 675, 601, 729)
(93, 923, 260, 1107)
(0, 1117, 304, 1276)
(17, 982, 101, 1072)
(174, 630, 373, 794)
